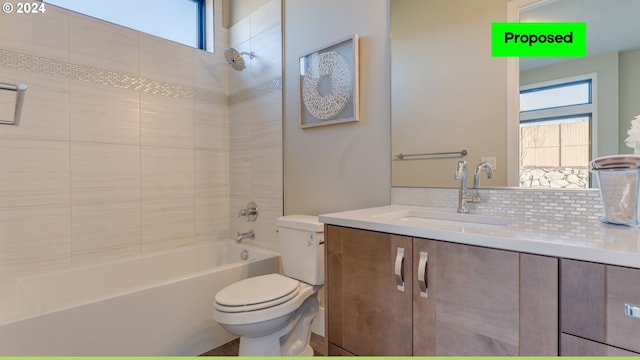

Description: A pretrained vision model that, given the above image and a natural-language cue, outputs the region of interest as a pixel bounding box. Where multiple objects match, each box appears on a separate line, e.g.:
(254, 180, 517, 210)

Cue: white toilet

(213, 215, 324, 356)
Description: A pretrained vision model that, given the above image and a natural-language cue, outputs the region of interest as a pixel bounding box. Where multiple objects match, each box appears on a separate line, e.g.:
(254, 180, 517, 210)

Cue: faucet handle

(454, 160, 467, 180)
(238, 201, 258, 222)
(475, 161, 494, 179)
(473, 162, 494, 189)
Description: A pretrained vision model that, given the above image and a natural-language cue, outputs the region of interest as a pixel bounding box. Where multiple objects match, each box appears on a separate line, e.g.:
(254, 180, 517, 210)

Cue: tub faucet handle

(238, 201, 258, 222)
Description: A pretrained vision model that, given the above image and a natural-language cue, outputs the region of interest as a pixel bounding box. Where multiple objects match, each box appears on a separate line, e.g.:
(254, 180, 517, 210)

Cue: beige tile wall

(229, 0, 283, 252)
(0, 1, 235, 276)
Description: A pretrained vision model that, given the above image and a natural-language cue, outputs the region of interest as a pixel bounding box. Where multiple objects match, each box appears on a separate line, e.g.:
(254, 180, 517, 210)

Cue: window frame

(519, 73, 597, 188)
(195, 0, 206, 50)
(520, 73, 598, 163)
(520, 79, 592, 113)
(42, 0, 210, 50)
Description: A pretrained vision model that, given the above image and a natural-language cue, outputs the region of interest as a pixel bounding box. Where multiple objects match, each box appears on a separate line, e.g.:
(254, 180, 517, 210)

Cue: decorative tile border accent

(229, 76, 282, 106)
(0, 48, 228, 106)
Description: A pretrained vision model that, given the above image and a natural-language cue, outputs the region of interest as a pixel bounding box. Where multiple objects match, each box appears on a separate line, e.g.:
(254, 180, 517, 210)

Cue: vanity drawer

(560, 333, 605, 356)
(607, 265, 640, 353)
(560, 259, 605, 342)
(560, 333, 640, 356)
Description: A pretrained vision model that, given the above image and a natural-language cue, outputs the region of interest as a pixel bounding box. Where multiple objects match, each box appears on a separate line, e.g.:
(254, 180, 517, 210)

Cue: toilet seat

(214, 274, 300, 313)
(213, 276, 316, 326)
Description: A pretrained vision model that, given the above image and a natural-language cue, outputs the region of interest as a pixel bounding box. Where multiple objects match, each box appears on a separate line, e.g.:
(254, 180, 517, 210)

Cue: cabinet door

(560, 333, 606, 356)
(435, 241, 520, 356)
(326, 226, 412, 356)
(560, 259, 606, 342)
(607, 346, 640, 356)
(520, 254, 558, 355)
(412, 238, 437, 355)
(607, 265, 640, 353)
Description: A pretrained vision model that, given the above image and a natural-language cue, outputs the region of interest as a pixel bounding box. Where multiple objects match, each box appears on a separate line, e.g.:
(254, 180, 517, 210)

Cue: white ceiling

(519, 0, 640, 70)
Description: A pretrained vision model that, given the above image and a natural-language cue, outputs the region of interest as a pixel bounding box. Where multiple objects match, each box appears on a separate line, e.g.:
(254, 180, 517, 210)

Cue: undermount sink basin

(374, 208, 514, 230)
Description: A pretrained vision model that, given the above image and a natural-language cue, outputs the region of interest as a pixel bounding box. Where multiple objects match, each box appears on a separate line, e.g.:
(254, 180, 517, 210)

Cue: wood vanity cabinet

(326, 225, 558, 356)
(560, 259, 640, 356)
(325, 225, 412, 356)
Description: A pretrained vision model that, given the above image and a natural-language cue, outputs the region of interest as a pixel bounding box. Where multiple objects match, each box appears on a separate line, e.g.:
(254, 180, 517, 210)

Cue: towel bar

(0, 82, 27, 126)
(395, 149, 467, 160)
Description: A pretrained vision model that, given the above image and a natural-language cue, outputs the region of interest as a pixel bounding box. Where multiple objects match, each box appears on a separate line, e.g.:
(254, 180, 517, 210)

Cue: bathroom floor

(200, 333, 327, 356)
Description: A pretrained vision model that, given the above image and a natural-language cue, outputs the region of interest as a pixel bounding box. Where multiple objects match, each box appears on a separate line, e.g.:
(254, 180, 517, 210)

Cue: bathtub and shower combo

(0, 241, 279, 355)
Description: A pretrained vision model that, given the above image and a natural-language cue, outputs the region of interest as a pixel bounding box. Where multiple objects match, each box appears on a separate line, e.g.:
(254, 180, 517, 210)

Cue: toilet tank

(276, 215, 324, 285)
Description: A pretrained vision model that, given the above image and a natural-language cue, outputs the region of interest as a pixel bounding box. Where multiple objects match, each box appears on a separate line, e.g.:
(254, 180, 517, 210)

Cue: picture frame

(299, 34, 359, 128)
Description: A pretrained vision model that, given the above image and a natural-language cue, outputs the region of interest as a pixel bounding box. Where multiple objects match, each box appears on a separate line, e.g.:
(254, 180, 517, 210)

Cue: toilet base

(300, 344, 314, 356)
(237, 337, 315, 356)
(234, 294, 319, 356)
(238, 331, 282, 356)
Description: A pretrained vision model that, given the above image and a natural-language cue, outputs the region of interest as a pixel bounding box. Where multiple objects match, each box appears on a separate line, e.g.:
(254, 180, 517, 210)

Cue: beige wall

(0, 1, 231, 276)
(391, 0, 509, 187)
(283, 0, 391, 216)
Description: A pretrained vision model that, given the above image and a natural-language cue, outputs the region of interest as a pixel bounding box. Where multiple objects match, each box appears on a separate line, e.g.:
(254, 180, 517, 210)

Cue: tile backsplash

(391, 187, 618, 247)
(391, 186, 603, 222)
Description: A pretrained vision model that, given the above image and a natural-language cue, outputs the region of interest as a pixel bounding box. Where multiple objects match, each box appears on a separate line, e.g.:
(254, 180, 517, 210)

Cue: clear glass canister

(593, 168, 640, 226)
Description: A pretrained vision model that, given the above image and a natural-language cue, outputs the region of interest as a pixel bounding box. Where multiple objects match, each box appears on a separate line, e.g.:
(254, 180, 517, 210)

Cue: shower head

(224, 48, 255, 71)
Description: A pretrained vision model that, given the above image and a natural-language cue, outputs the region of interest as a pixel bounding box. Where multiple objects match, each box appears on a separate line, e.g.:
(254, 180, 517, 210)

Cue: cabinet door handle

(625, 304, 640, 318)
(418, 251, 429, 298)
(394, 247, 405, 292)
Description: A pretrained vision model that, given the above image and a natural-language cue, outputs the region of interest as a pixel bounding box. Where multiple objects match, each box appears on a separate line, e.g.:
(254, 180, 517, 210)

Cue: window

(519, 77, 594, 189)
(520, 81, 591, 112)
(44, 0, 208, 49)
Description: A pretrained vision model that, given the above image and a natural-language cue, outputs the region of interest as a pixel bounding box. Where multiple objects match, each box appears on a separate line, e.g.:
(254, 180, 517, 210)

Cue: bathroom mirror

(391, 0, 640, 188)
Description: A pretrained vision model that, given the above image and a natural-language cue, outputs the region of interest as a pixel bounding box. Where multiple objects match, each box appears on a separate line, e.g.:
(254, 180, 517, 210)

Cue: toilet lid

(215, 274, 300, 312)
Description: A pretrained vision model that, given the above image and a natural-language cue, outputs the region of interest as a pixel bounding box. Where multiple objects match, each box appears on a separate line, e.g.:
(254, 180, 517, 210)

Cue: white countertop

(319, 205, 640, 268)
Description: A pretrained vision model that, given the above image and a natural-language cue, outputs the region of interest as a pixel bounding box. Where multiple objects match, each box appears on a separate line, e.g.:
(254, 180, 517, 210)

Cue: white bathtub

(0, 241, 279, 355)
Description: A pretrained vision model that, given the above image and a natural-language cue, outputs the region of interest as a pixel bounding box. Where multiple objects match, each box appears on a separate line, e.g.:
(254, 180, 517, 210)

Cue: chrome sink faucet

(455, 160, 476, 213)
(455, 160, 496, 213)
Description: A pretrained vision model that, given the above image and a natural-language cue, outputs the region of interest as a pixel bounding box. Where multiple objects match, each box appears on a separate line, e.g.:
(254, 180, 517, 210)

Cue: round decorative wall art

(301, 51, 352, 120)
(298, 34, 359, 128)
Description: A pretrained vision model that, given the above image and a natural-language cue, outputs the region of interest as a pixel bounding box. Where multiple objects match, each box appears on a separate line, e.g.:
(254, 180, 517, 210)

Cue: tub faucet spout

(236, 230, 255, 243)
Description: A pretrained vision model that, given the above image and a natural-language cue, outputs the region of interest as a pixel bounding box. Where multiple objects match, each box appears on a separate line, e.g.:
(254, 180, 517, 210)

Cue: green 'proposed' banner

(492, 22, 586, 57)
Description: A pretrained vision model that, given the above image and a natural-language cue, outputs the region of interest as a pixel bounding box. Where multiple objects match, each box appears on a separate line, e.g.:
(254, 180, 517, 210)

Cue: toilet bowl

(212, 215, 324, 356)
(213, 273, 320, 356)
